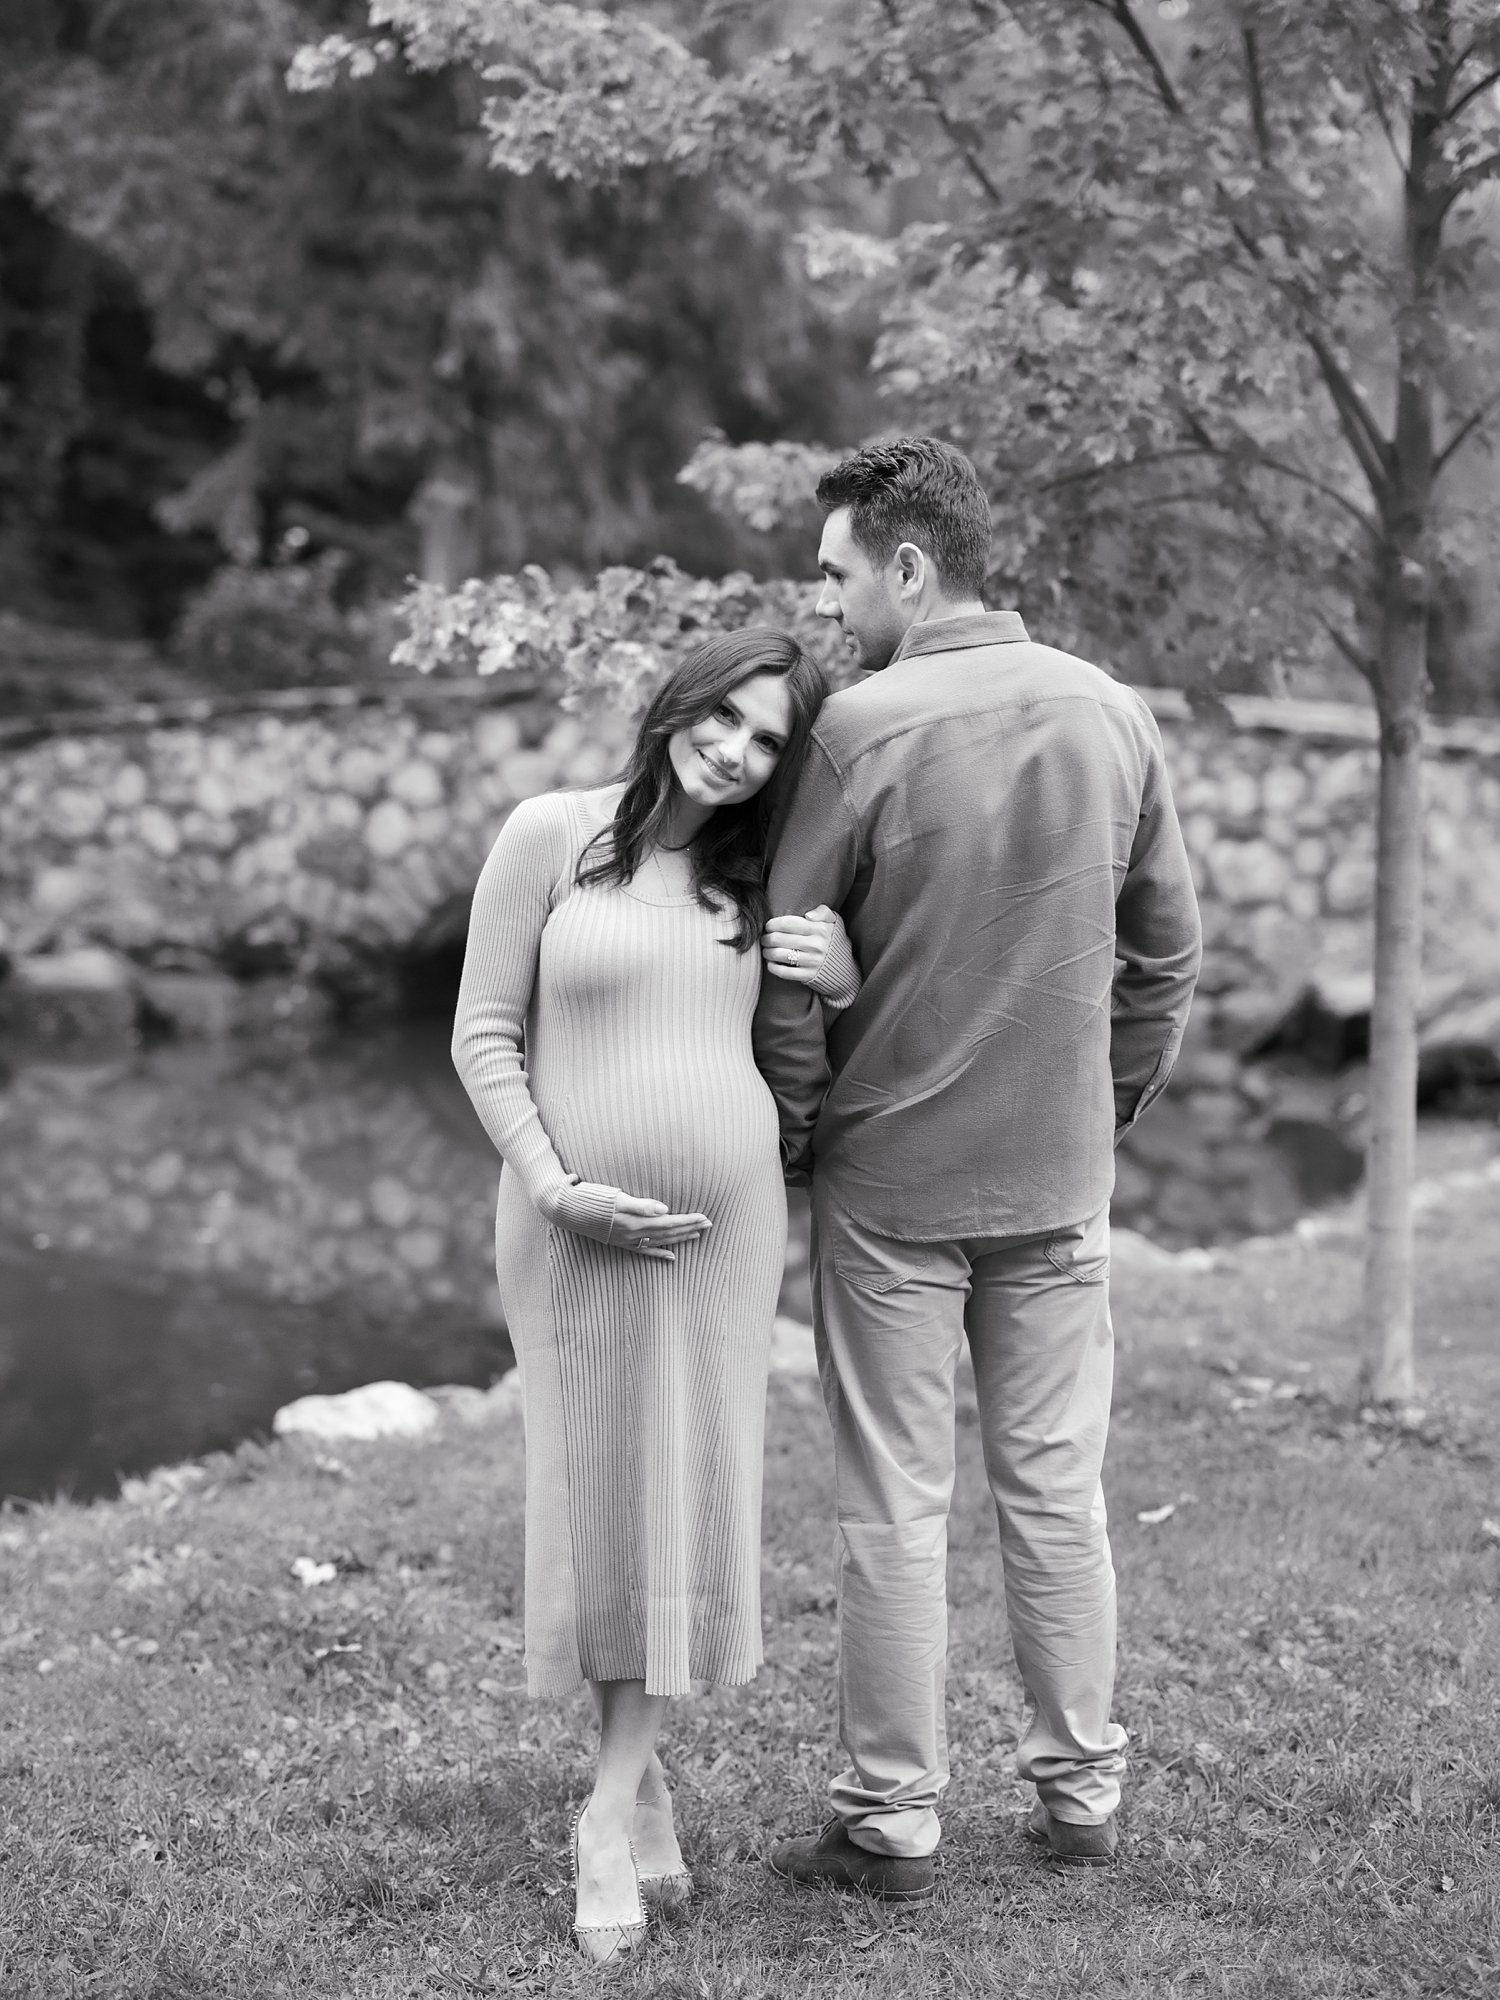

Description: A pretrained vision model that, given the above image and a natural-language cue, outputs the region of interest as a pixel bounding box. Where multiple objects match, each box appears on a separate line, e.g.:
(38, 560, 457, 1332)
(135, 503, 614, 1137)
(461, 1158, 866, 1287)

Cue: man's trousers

(809, 1183, 1128, 1858)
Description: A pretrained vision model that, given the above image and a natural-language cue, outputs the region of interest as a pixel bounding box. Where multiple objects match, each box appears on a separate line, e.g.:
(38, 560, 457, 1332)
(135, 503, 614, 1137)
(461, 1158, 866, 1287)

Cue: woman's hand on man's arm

(761, 905, 861, 1009)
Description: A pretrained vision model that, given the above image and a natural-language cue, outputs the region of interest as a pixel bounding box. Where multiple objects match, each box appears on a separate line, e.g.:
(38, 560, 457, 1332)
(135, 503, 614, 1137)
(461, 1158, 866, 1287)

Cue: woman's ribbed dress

(453, 784, 787, 1699)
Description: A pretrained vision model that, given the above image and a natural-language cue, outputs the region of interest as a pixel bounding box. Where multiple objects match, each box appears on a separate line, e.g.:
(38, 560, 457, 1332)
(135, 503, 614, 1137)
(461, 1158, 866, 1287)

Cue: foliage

(0, 1, 873, 655)
(171, 553, 397, 691)
(394, 555, 851, 716)
(348, 0, 1500, 709)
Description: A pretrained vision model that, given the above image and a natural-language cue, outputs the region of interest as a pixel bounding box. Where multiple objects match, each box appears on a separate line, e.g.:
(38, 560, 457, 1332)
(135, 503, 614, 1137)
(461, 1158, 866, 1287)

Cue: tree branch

(1092, 0, 1185, 116)
(1360, 55, 1408, 172)
(1243, 29, 1273, 161)
(1316, 609, 1378, 686)
(1438, 146, 1500, 216)
(1433, 386, 1500, 477)
(1050, 429, 1380, 538)
(1085, 0, 1395, 501)
(878, 0, 1005, 207)
(1438, 64, 1500, 126)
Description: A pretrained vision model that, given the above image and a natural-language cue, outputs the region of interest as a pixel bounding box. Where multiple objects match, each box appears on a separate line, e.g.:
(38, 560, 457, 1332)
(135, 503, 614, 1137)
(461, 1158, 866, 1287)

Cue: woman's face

(666, 671, 796, 811)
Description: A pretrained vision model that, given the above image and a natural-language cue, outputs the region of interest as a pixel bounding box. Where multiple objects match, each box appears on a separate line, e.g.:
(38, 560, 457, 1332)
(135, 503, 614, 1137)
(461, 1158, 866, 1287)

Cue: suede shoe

(1025, 1801, 1118, 1867)
(768, 1818, 935, 1901)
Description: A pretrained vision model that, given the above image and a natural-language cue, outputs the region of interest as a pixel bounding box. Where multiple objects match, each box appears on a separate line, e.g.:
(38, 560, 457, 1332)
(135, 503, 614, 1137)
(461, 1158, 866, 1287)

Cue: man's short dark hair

(815, 436, 991, 598)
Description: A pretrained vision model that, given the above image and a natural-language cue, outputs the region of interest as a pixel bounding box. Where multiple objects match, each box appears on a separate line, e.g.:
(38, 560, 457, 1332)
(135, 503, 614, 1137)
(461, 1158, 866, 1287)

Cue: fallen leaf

(1136, 1503, 1176, 1527)
(1479, 1519, 1500, 1546)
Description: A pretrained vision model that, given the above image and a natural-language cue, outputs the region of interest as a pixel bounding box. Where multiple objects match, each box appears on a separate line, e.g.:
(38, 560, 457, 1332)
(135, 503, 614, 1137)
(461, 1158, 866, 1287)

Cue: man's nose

(815, 580, 839, 620)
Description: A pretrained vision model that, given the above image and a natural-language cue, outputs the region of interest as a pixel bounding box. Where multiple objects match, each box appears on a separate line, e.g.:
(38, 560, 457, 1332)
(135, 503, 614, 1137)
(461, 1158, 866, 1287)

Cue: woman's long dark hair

(576, 628, 827, 950)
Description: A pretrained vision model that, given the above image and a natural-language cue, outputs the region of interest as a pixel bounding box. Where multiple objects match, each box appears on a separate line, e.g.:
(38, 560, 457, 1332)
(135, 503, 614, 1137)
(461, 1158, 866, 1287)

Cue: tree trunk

(1361, 594, 1425, 1405)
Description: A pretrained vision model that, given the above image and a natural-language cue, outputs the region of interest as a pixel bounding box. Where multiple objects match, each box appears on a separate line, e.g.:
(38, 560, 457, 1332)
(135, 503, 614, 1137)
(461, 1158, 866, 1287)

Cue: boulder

(1418, 987, 1500, 1106)
(139, 969, 244, 1039)
(0, 946, 138, 1048)
(273, 1380, 439, 1442)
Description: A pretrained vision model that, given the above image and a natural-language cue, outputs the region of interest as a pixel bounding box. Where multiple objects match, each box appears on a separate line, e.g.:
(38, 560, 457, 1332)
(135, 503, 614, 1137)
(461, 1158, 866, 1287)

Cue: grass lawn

(3, 1156, 1499, 1998)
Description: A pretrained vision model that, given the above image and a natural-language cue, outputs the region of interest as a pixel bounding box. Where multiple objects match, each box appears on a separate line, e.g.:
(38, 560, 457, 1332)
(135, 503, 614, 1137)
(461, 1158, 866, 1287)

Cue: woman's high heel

(634, 1791, 693, 1908)
(571, 1807, 647, 1968)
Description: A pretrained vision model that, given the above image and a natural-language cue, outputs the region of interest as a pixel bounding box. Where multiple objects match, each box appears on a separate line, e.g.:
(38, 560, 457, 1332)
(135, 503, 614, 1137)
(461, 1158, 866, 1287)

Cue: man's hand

(549, 1182, 712, 1262)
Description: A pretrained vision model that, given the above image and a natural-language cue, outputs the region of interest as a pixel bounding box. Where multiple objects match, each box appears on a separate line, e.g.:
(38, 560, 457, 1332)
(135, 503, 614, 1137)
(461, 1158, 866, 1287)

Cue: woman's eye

(713, 704, 734, 722)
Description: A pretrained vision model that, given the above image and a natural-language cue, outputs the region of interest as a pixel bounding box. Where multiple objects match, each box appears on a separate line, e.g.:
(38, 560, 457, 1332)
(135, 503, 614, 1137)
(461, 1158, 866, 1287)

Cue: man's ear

(894, 541, 925, 599)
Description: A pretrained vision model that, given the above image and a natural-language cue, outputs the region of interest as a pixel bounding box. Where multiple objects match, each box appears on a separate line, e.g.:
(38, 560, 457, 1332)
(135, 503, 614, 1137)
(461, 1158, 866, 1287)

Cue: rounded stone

(396, 1227, 445, 1271)
(1180, 812, 1216, 859)
(1425, 810, 1457, 860)
(1324, 854, 1375, 914)
(48, 787, 106, 840)
(1207, 838, 1290, 907)
(473, 711, 522, 763)
(1218, 769, 1261, 821)
(369, 1176, 417, 1230)
(337, 746, 390, 799)
(1292, 835, 1326, 877)
(31, 867, 95, 916)
(1316, 749, 1375, 810)
(1260, 763, 1307, 817)
(389, 759, 444, 809)
(365, 799, 415, 859)
(1284, 880, 1321, 921)
(137, 806, 181, 859)
(195, 772, 235, 819)
(110, 764, 148, 809)
(498, 750, 556, 800)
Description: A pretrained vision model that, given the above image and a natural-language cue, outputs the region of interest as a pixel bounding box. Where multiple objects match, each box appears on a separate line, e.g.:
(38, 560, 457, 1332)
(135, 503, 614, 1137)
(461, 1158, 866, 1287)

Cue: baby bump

(544, 1053, 779, 1216)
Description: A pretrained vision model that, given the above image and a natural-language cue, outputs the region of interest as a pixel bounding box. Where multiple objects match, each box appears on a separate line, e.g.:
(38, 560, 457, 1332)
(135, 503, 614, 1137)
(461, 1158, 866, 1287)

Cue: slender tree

(345, 0, 1500, 1400)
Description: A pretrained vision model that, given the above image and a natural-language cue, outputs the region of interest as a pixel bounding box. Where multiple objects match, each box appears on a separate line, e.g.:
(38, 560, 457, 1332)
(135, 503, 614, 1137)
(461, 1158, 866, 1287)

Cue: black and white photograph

(2, 2, 1498, 1993)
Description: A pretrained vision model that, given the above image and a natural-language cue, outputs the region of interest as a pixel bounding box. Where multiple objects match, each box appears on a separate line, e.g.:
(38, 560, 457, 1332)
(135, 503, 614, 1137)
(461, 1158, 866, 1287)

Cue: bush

(172, 555, 397, 692)
(392, 555, 854, 717)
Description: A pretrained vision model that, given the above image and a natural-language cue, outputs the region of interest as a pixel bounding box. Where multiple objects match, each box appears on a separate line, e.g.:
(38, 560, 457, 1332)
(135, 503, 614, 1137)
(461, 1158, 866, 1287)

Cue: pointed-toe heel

(638, 1867, 693, 1911)
(571, 1808, 648, 1968)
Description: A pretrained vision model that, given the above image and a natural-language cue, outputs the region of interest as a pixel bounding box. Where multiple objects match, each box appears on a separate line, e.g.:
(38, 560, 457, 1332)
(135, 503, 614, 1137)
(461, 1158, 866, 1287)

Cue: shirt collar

(889, 610, 1029, 666)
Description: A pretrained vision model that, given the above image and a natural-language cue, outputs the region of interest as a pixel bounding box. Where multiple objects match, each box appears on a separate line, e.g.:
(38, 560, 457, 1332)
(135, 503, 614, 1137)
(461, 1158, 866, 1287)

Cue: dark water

(0, 1022, 1365, 1503)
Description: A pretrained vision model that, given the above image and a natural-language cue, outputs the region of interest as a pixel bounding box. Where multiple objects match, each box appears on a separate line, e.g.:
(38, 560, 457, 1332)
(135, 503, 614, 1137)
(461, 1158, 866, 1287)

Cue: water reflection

(0, 1025, 508, 1502)
(0, 1021, 1368, 1501)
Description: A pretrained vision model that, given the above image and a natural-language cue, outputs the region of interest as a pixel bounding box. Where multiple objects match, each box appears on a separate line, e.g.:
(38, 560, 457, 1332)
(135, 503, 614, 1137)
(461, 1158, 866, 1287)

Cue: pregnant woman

(452, 629, 856, 1965)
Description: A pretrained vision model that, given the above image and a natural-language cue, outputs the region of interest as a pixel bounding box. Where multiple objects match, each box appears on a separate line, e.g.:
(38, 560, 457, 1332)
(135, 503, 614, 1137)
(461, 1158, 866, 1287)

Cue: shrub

(172, 555, 397, 691)
(392, 555, 852, 717)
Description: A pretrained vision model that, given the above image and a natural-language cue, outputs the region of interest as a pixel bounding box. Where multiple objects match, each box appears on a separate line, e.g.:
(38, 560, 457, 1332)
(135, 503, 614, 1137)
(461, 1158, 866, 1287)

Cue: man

(753, 436, 1202, 1897)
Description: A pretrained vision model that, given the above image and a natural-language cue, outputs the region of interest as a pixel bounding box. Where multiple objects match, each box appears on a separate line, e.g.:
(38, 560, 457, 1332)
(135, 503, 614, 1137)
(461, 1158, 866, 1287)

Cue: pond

(0, 1015, 1366, 1504)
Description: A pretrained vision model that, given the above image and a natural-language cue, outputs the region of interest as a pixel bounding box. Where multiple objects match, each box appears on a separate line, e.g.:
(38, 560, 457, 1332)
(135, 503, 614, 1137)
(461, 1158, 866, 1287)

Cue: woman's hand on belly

(544, 1180, 712, 1263)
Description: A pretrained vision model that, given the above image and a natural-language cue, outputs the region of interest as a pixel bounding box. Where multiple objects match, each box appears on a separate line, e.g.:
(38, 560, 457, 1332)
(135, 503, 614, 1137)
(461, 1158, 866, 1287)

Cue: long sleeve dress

(453, 783, 852, 1699)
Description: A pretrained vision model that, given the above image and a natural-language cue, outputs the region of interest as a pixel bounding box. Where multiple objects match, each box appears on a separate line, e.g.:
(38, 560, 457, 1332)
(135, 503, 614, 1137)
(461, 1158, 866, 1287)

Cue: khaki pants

(810, 1184, 1128, 1858)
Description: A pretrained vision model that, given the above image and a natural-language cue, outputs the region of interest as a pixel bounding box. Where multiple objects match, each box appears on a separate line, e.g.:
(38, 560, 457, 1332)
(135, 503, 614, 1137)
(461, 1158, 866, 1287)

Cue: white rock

(1261, 764, 1307, 817)
(389, 760, 445, 809)
(48, 786, 106, 840)
(273, 1380, 440, 1441)
(473, 711, 522, 762)
(499, 750, 557, 800)
(110, 764, 148, 808)
(1207, 838, 1290, 907)
(137, 806, 181, 859)
(365, 798, 414, 859)
(31, 866, 95, 916)
(368, 1175, 417, 1229)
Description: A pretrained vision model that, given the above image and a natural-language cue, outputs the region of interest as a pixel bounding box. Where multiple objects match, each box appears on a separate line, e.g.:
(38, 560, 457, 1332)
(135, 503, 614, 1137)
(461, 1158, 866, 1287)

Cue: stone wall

(0, 685, 628, 985)
(2, 682, 1499, 1032)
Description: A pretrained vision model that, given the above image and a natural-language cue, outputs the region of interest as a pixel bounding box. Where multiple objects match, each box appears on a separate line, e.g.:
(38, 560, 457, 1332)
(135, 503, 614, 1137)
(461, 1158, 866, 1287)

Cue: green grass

(3, 1159, 1499, 1998)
